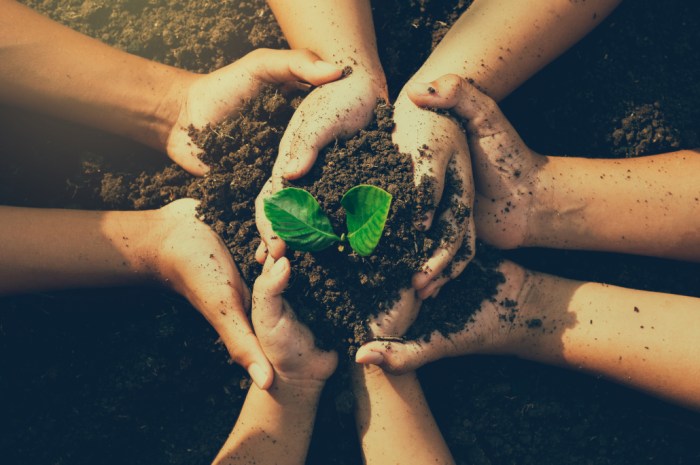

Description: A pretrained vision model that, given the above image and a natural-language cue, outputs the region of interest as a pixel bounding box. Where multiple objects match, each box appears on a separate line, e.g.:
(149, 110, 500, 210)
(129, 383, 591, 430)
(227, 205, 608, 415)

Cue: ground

(1, 1, 700, 464)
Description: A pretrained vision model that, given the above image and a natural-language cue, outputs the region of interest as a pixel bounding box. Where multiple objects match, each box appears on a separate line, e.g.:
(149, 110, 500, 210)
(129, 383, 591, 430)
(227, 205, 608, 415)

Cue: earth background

(1, 1, 700, 464)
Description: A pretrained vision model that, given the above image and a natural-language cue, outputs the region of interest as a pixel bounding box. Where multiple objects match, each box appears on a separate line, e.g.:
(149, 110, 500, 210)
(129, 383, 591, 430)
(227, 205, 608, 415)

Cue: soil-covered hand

(355, 260, 528, 372)
(252, 256, 338, 384)
(166, 49, 343, 176)
(367, 287, 422, 340)
(256, 70, 389, 260)
(153, 199, 273, 389)
(407, 75, 545, 250)
(392, 90, 476, 298)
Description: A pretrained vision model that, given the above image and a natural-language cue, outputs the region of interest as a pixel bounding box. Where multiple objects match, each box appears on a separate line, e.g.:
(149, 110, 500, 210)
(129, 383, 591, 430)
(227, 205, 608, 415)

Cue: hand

(392, 89, 476, 298)
(406, 74, 545, 250)
(256, 70, 389, 260)
(252, 256, 338, 385)
(355, 260, 529, 373)
(153, 199, 273, 389)
(166, 49, 343, 176)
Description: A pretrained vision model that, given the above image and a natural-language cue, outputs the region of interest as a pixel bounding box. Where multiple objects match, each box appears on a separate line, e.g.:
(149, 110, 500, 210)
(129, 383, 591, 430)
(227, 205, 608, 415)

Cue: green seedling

(263, 185, 392, 256)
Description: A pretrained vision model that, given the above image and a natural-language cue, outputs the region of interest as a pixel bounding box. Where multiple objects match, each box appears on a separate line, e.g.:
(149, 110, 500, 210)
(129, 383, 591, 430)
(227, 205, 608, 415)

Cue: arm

(0, 199, 275, 389)
(352, 287, 455, 464)
(390, 0, 622, 292)
(0, 1, 341, 175)
(358, 260, 700, 411)
(407, 75, 700, 263)
(213, 257, 337, 465)
(258, 0, 388, 258)
(410, 0, 623, 101)
(353, 366, 455, 465)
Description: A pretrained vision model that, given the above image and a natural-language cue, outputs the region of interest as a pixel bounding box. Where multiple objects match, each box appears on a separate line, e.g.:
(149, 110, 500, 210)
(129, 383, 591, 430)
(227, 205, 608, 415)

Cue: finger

(355, 336, 447, 375)
(244, 48, 343, 87)
(166, 130, 211, 176)
(255, 241, 268, 265)
(255, 179, 287, 259)
(253, 256, 291, 328)
(406, 75, 518, 139)
(413, 152, 473, 290)
(417, 227, 475, 300)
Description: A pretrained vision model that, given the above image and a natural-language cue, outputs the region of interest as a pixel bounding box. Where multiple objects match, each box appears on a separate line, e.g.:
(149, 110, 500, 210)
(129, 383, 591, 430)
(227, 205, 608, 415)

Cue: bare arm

(0, 199, 278, 390)
(410, 0, 623, 101)
(213, 257, 337, 465)
(353, 365, 455, 465)
(358, 260, 700, 411)
(0, 1, 341, 175)
(407, 74, 700, 263)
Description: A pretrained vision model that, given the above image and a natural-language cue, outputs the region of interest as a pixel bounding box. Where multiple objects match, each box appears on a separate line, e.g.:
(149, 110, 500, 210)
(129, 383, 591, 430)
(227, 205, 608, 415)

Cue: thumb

(252, 256, 291, 330)
(406, 75, 516, 139)
(355, 337, 444, 375)
(245, 48, 343, 87)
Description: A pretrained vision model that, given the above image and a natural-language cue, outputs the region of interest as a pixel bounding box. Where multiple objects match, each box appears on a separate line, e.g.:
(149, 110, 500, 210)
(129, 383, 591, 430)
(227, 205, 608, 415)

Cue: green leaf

(264, 188, 340, 252)
(341, 185, 393, 256)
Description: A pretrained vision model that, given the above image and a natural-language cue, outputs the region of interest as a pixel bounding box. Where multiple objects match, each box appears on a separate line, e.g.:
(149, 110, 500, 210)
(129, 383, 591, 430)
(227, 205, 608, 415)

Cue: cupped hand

(256, 70, 389, 260)
(355, 260, 528, 373)
(392, 90, 476, 297)
(406, 74, 546, 250)
(166, 49, 343, 176)
(252, 256, 338, 385)
(154, 198, 272, 389)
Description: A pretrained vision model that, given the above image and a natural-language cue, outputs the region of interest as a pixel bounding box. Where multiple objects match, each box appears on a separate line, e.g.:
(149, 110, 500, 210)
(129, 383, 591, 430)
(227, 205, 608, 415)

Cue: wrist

(272, 372, 327, 397)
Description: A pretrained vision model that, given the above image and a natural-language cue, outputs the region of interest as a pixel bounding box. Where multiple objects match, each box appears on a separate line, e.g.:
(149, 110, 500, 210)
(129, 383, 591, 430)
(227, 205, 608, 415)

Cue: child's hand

(253, 256, 338, 385)
(406, 75, 545, 250)
(367, 287, 422, 341)
(152, 199, 273, 389)
(166, 49, 343, 176)
(391, 90, 476, 298)
(355, 260, 528, 373)
(256, 70, 388, 259)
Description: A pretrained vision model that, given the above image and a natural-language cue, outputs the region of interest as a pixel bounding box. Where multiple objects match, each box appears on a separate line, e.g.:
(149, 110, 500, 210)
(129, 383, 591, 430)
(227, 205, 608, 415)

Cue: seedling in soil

(264, 185, 392, 256)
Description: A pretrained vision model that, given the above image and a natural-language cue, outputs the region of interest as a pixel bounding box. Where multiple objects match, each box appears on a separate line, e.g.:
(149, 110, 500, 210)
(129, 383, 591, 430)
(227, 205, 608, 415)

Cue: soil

(2, 1, 700, 465)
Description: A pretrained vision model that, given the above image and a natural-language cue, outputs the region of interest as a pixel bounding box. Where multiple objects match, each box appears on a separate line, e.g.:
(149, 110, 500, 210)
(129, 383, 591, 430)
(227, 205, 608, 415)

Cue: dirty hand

(366, 287, 422, 343)
(407, 75, 545, 250)
(166, 49, 343, 176)
(154, 198, 273, 389)
(355, 260, 527, 373)
(392, 89, 476, 298)
(256, 69, 389, 260)
(252, 256, 338, 384)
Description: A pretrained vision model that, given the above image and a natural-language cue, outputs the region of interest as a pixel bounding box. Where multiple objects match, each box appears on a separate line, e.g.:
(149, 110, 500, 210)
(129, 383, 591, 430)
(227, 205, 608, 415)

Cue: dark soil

(2, 1, 700, 465)
(100, 89, 502, 354)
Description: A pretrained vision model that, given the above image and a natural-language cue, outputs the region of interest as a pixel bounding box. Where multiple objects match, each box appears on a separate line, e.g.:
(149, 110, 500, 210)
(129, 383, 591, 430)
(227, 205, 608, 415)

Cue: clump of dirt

(101, 88, 503, 354)
(609, 101, 681, 157)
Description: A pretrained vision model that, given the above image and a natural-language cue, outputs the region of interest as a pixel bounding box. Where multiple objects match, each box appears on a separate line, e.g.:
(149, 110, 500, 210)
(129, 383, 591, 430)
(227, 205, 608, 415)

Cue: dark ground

(1, 1, 700, 464)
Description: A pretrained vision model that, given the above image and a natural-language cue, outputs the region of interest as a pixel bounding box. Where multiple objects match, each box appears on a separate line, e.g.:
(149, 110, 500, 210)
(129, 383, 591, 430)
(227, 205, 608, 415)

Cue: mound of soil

(3, 1, 700, 465)
(100, 87, 503, 354)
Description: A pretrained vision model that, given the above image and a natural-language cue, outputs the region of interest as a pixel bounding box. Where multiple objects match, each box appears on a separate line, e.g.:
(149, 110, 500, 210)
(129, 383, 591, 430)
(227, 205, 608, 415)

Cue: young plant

(263, 185, 392, 256)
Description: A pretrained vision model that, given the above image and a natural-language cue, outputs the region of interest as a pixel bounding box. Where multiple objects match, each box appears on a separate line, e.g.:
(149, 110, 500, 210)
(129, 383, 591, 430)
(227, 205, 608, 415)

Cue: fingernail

(356, 348, 384, 365)
(314, 60, 342, 75)
(249, 363, 270, 389)
(271, 257, 288, 276)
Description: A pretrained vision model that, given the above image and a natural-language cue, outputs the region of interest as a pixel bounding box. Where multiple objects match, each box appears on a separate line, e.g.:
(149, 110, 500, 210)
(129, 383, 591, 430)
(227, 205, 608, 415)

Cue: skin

(261, 0, 623, 295)
(212, 257, 337, 465)
(0, 199, 276, 389)
(0, 0, 342, 388)
(0, 0, 342, 176)
(357, 76, 700, 411)
(352, 287, 456, 465)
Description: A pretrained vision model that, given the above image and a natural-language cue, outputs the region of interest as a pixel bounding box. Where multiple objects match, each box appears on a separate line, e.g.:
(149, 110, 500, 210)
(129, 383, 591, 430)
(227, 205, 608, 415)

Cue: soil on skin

(2, 1, 700, 465)
(100, 89, 503, 354)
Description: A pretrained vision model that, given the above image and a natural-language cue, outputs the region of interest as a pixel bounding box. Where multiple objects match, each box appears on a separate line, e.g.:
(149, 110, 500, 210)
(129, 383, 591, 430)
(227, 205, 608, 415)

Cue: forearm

(527, 149, 700, 261)
(0, 206, 160, 295)
(410, 0, 621, 101)
(352, 365, 455, 465)
(213, 378, 324, 465)
(0, 1, 192, 151)
(266, 0, 385, 87)
(505, 270, 700, 410)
